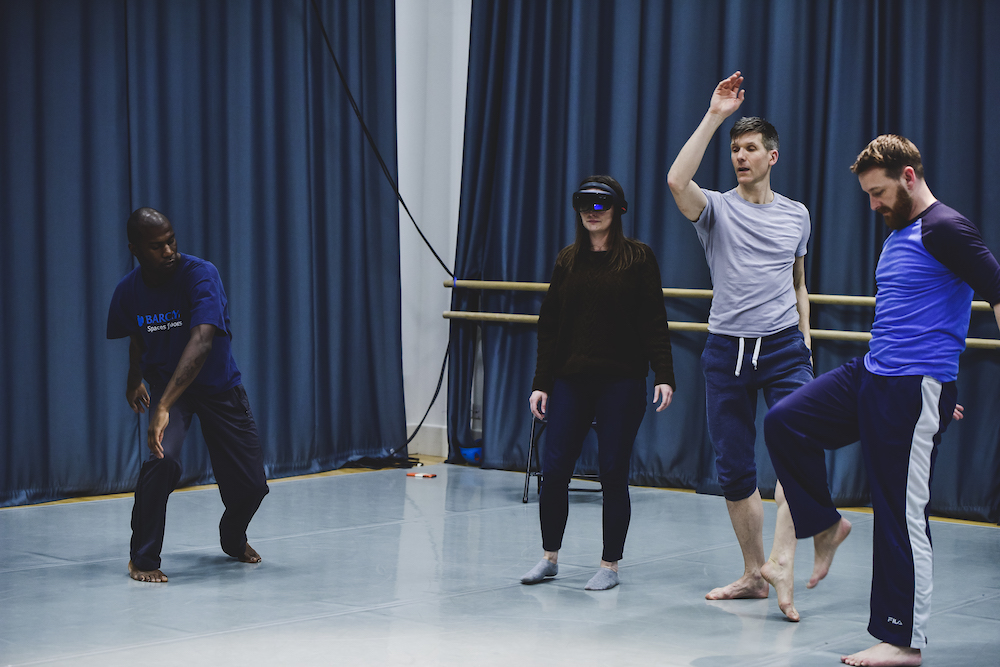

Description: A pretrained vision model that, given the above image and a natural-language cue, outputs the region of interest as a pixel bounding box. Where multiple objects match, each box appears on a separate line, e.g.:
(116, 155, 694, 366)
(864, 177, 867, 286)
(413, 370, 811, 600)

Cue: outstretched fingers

(711, 71, 746, 113)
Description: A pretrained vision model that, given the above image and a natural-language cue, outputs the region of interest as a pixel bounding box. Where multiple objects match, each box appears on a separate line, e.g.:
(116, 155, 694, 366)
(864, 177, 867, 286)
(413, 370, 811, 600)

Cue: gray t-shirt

(694, 188, 810, 337)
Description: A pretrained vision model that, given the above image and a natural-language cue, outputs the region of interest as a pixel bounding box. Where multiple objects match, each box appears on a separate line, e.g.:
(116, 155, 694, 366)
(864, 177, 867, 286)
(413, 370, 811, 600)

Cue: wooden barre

(444, 279, 994, 312)
(441, 310, 1000, 350)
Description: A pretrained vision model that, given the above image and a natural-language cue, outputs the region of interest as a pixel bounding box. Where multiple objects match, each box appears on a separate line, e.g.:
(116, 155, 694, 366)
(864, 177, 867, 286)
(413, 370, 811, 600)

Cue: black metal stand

(522, 416, 601, 503)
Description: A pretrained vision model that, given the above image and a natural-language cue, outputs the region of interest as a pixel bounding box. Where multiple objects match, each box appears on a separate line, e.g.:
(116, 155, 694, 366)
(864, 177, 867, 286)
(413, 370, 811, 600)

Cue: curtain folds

(0, 0, 405, 507)
(451, 0, 1000, 522)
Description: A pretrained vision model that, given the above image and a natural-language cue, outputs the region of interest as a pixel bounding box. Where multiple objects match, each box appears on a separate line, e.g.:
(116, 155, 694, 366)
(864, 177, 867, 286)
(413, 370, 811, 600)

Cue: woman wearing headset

(521, 174, 676, 590)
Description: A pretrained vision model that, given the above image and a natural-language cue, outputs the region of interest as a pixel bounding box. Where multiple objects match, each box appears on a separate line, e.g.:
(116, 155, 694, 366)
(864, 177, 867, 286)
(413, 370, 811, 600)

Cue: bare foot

(760, 556, 799, 622)
(841, 642, 921, 666)
(239, 543, 261, 563)
(128, 560, 168, 583)
(705, 573, 769, 600)
(808, 517, 852, 588)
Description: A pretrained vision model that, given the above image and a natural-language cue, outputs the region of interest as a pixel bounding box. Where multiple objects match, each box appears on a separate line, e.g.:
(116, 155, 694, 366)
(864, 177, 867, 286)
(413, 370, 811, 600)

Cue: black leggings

(539, 376, 647, 562)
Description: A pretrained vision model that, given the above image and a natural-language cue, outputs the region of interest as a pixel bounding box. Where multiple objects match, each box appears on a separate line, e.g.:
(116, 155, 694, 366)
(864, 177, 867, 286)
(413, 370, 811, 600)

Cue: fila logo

(888, 616, 903, 626)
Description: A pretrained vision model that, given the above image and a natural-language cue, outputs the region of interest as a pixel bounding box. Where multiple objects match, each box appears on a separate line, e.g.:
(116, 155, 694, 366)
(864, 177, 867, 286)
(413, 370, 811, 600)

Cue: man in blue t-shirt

(667, 71, 818, 607)
(761, 136, 1000, 666)
(107, 207, 269, 582)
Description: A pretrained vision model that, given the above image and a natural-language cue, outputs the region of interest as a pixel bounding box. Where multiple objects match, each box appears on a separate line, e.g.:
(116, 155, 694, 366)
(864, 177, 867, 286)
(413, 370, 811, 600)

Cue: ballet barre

(443, 280, 1000, 350)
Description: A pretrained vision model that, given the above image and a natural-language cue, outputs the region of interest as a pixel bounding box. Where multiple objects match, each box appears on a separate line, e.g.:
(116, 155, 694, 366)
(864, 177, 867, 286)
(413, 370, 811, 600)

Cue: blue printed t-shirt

(866, 202, 1000, 382)
(695, 188, 811, 337)
(107, 254, 242, 395)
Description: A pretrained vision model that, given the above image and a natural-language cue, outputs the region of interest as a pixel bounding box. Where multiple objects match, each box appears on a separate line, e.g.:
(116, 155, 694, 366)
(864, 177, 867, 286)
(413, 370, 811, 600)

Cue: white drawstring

(734, 337, 763, 377)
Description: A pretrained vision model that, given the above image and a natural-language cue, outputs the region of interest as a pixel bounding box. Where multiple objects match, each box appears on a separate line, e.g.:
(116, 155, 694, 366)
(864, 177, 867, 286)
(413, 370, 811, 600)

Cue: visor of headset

(572, 191, 616, 213)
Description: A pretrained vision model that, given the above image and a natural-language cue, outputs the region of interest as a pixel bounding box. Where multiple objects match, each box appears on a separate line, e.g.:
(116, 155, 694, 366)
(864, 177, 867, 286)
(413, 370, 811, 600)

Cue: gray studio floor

(2, 463, 999, 667)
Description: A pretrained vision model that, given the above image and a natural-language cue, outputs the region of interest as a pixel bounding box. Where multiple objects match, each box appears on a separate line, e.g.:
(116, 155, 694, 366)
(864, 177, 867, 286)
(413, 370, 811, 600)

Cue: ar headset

(571, 182, 628, 214)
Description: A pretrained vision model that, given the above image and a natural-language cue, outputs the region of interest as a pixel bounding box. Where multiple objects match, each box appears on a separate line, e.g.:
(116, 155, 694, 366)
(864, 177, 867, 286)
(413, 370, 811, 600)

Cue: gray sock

(584, 567, 619, 590)
(520, 559, 558, 584)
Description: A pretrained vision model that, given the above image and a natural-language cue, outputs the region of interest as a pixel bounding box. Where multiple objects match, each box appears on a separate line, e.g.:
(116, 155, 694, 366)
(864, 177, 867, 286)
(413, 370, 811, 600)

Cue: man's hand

(147, 407, 168, 459)
(709, 71, 745, 119)
(529, 390, 548, 421)
(953, 403, 964, 421)
(127, 382, 150, 414)
(653, 384, 674, 412)
(142, 323, 215, 460)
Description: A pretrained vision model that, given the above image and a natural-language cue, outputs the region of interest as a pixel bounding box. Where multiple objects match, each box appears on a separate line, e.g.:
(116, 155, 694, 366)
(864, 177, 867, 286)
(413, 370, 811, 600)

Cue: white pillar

(396, 0, 472, 457)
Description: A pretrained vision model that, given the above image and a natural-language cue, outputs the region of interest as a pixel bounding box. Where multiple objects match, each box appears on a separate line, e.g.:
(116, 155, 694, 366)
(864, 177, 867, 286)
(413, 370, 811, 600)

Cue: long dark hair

(557, 174, 645, 273)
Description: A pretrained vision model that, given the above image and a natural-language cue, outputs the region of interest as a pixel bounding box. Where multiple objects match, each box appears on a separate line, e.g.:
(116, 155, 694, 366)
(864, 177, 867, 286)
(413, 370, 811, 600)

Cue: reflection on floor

(2, 463, 998, 666)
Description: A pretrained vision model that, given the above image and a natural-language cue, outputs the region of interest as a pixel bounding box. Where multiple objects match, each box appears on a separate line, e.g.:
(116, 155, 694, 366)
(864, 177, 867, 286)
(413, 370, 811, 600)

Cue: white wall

(395, 0, 472, 457)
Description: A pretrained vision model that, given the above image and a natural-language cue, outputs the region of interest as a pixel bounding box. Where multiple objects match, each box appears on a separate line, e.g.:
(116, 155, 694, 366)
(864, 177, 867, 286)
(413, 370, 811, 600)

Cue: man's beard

(878, 184, 914, 231)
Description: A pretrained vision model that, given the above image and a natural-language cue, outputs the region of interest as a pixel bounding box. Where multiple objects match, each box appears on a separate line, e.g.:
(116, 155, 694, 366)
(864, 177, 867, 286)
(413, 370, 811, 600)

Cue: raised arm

(666, 71, 746, 221)
(146, 323, 216, 457)
(793, 255, 811, 350)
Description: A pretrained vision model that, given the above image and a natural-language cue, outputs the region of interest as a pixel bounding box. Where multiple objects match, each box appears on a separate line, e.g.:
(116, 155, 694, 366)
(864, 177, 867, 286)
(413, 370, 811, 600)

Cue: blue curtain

(0, 0, 405, 507)
(450, 0, 1000, 522)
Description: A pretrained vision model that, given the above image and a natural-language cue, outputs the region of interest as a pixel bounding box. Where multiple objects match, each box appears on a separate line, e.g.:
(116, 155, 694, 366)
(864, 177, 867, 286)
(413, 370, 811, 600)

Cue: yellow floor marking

(6, 459, 995, 528)
(3, 455, 448, 509)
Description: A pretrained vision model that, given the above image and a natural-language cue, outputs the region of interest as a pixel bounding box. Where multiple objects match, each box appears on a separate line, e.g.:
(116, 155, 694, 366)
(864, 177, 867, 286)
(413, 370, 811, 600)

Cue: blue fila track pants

(763, 357, 956, 648)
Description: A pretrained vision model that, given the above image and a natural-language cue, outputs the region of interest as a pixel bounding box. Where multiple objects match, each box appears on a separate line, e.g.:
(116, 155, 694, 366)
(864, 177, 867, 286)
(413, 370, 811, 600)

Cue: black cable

(308, 0, 454, 278)
(351, 342, 448, 462)
(308, 2, 457, 457)
(399, 343, 450, 450)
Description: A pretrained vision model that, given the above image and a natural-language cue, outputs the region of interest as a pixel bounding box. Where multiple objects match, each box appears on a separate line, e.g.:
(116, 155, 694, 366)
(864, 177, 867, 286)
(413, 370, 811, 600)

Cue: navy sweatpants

(764, 357, 956, 648)
(130, 384, 269, 571)
(539, 376, 647, 562)
(702, 326, 814, 501)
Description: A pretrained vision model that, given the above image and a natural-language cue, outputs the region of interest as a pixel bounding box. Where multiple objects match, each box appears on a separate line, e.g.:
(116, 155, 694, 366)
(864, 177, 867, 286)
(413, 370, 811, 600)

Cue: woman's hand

(653, 384, 674, 412)
(529, 390, 548, 421)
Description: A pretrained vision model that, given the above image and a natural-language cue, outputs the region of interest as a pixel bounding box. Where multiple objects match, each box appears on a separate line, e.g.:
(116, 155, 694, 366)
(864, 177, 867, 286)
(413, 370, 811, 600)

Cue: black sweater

(532, 244, 676, 393)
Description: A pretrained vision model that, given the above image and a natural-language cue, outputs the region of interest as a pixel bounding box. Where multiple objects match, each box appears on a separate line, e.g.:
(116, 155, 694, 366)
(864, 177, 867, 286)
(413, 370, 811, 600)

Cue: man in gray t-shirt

(667, 71, 819, 615)
(696, 189, 809, 336)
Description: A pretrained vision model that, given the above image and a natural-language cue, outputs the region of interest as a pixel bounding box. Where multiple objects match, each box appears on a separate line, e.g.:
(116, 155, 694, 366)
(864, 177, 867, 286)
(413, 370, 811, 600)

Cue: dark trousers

(763, 357, 956, 648)
(130, 384, 269, 571)
(539, 376, 647, 562)
(701, 326, 814, 501)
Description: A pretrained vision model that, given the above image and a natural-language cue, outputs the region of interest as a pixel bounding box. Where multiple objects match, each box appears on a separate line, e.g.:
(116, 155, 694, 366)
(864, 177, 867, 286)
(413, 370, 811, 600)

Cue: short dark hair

(730, 116, 779, 152)
(126, 207, 169, 244)
(850, 134, 924, 180)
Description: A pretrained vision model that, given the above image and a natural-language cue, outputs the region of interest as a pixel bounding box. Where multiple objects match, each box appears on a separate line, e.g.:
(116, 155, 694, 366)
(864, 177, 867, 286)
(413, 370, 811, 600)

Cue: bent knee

(714, 441, 757, 502)
(719, 472, 757, 502)
(144, 455, 183, 477)
(235, 479, 269, 505)
(719, 474, 757, 503)
(249, 481, 269, 504)
(763, 404, 793, 443)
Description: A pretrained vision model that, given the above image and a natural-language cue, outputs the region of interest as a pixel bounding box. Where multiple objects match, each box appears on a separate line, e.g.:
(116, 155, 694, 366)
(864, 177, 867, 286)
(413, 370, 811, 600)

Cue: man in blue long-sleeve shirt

(760, 135, 1000, 667)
